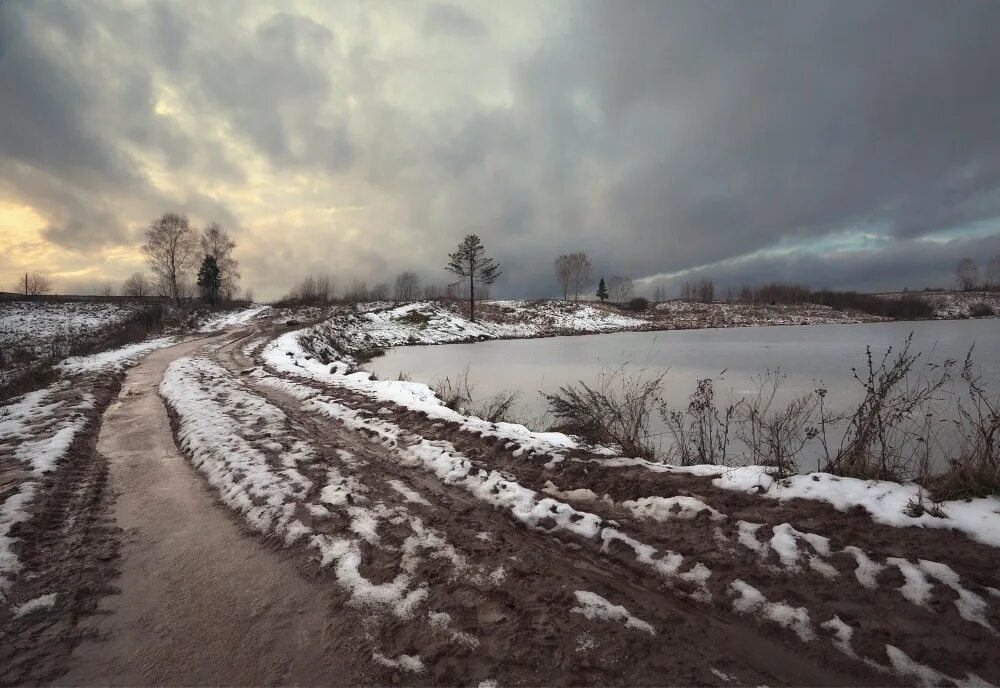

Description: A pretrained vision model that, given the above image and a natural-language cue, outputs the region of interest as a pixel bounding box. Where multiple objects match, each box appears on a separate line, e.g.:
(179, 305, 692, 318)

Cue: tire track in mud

(53, 334, 359, 687)
(218, 328, 1000, 686)
(209, 331, 889, 686)
(0, 377, 121, 686)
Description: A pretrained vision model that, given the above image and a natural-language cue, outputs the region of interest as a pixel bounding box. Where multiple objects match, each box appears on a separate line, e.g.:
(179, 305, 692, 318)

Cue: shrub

(627, 297, 649, 312)
(733, 370, 821, 477)
(432, 365, 475, 411)
(471, 389, 521, 424)
(931, 352, 1000, 500)
(883, 296, 934, 320)
(661, 377, 736, 465)
(824, 334, 951, 482)
(969, 302, 995, 318)
(544, 366, 664, 459)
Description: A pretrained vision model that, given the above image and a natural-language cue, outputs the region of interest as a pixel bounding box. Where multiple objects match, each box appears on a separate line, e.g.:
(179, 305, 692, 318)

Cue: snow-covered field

(879, 290, 1000, 318)
(653, 299, 883, 327)
(0, 301, 152, 351)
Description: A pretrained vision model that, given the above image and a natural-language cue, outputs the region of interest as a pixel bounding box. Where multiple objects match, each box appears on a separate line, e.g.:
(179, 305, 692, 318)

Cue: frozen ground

(0, 301, 152, 351)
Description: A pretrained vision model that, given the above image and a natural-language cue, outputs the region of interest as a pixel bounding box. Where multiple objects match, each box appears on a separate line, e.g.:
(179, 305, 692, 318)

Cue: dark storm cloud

(1, 0, 999, 298)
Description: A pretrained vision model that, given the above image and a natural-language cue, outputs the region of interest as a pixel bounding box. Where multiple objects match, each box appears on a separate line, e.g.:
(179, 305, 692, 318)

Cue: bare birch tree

(121, 272, 150, 298)
(395, 271, 420, 301)
(142, 213, 199, 305)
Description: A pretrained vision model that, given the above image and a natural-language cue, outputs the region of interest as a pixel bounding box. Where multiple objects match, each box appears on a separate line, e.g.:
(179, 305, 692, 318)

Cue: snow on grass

(712, 466, 1000, 548)
(12, 592, 58, 618)
(728, 580, 815, 641)
(57, 337, 175, 374)
(0, 301, 151, 349)
(197, 305, 269, 332)
(311, 300, 647, 357)
(621, 495, 724, 522)
(570, 590, 656, 635)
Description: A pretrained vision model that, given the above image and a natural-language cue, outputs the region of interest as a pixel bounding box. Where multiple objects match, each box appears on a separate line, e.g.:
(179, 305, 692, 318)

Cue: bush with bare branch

(932, 351, 1000, 500)
(544, 365, 664, 459)
(661, 377, 736, 465)
(824, 334, 953, 481)
(734, 371, 821, 477)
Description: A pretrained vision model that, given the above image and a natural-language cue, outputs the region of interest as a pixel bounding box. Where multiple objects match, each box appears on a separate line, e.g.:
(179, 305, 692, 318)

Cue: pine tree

(445, 235, 501, 322)
(597, 277, 609, 301)
(197, 255, 222, 306)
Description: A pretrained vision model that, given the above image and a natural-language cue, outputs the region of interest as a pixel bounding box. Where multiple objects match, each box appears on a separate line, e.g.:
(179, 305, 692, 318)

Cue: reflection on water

(370, 319, 1000, 469)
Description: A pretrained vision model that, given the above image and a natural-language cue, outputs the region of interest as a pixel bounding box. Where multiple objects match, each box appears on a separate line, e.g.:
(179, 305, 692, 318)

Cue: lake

(369, 319, 1000, 468)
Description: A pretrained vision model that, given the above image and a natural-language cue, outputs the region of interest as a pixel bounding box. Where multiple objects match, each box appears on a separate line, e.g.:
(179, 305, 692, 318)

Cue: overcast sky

(2, 0, 999, 300)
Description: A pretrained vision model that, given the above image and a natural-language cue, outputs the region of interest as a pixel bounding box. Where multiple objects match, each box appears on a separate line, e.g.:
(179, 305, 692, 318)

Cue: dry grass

(543, 365, 665, 459)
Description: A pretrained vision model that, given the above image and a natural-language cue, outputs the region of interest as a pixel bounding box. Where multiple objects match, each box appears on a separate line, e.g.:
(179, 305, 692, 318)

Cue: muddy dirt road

(7, 321, 999, 686)
(56, 335, 351, 686)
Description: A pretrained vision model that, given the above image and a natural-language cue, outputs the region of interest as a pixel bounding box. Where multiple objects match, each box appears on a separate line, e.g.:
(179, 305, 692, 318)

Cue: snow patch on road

(621, 495, 724, 522)
(570, 590, 656, 635)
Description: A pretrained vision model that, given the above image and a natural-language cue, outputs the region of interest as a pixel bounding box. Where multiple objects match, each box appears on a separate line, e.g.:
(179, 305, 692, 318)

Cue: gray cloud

(1, 0, 998, 298)
(423, 4, 488, 39)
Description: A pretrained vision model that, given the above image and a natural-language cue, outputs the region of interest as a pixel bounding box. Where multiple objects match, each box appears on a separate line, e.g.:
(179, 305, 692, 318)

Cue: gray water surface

(369, 319, 1000, 466)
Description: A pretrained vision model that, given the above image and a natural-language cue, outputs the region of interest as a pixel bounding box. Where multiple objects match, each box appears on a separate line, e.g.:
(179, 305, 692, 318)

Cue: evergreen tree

(597, 277, 609, 301)
(197, 255, 222, 306)
(445, 235, 501, 322)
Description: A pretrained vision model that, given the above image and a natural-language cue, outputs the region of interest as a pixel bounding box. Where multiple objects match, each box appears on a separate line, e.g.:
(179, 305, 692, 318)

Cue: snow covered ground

(0, 301, 153, 351)
(879, 290, 1000, 318)
(301, 300, 647, 363)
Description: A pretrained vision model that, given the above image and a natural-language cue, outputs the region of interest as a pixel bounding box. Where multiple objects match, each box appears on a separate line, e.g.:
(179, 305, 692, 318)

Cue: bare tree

(554, 255, 573, 300)
(423, 283, 442, 300)
(446, 235, 501, 322)
(986, 255, 1000, 291)
(395, 271, 420, 301)
(608, 275, 633, 303)
(553, 252, 592, 301)
(20, 272, 52, 296)
(100, 284, 114, 297)
(142, 213, 199, 305)
(653, 284, 666, 303)
(201, 222, 240, 301)
(345, 279, 370, 303)
(286, 274, 335, 303)
(570, 253, 592, 301)
(370, 282, 391, 300)
(956, 258, 979, 291)
(121, 273, 149, 298)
